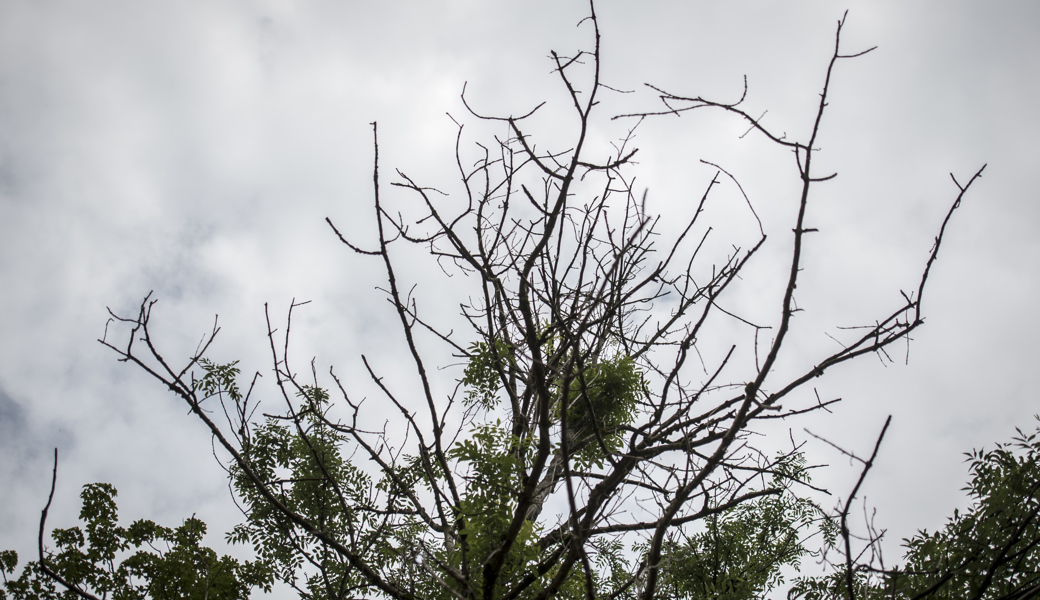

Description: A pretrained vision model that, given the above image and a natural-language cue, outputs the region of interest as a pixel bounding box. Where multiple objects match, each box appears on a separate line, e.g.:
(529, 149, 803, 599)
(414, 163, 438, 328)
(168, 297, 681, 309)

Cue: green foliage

(446, 422, 543, 597)
(462, 339, 515, 411)
(454, 344, 647, 597)
(590, 537, 637, 600)
(787, 570, 886, 600)
(198, 359, 243, 400)
(559, 354, 641, 466)
(462, 338, 642, 464)
(445, 345, 648, 597)
(657, 455, 821, 600)
(215, 359, 380, 600)
(175, 367, 1040, 600)
(446, 384, 822, 600)
(791, 417, 1040, 600)
(890, 418, 1040, 599)
(36, 363, 1028, 600)
(0, 483, 271, 600)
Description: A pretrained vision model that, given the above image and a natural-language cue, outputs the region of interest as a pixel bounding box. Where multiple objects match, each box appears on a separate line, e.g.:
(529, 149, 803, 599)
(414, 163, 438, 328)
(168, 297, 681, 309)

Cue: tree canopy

(9, 420, 1038, 599)
(1, 478, 271, 600)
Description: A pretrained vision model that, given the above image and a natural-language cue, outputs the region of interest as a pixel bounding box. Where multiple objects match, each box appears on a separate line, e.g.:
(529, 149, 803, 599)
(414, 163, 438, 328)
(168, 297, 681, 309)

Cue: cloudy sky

(1, 0, 1038, 592)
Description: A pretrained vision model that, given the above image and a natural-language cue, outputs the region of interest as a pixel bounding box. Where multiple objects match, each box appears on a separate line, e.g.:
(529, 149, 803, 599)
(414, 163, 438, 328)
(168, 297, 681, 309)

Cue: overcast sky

(1, 0, 1038, 594)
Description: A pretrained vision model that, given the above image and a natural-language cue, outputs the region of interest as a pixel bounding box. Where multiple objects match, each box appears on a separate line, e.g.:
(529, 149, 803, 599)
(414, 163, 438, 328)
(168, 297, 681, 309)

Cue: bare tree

(96, 4, 984, 600)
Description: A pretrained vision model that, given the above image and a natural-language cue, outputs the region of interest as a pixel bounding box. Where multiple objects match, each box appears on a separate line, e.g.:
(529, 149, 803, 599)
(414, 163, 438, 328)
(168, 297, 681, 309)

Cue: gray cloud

(0, 385, 28, 454)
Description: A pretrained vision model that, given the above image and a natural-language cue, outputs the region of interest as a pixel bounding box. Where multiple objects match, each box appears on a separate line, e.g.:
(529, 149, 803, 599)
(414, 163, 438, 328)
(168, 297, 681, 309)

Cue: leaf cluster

(655, 455, 821, 600)
(218, 369, 382, 600)
(1, 483, 271, 600)
(791, 418, 1040, 600)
